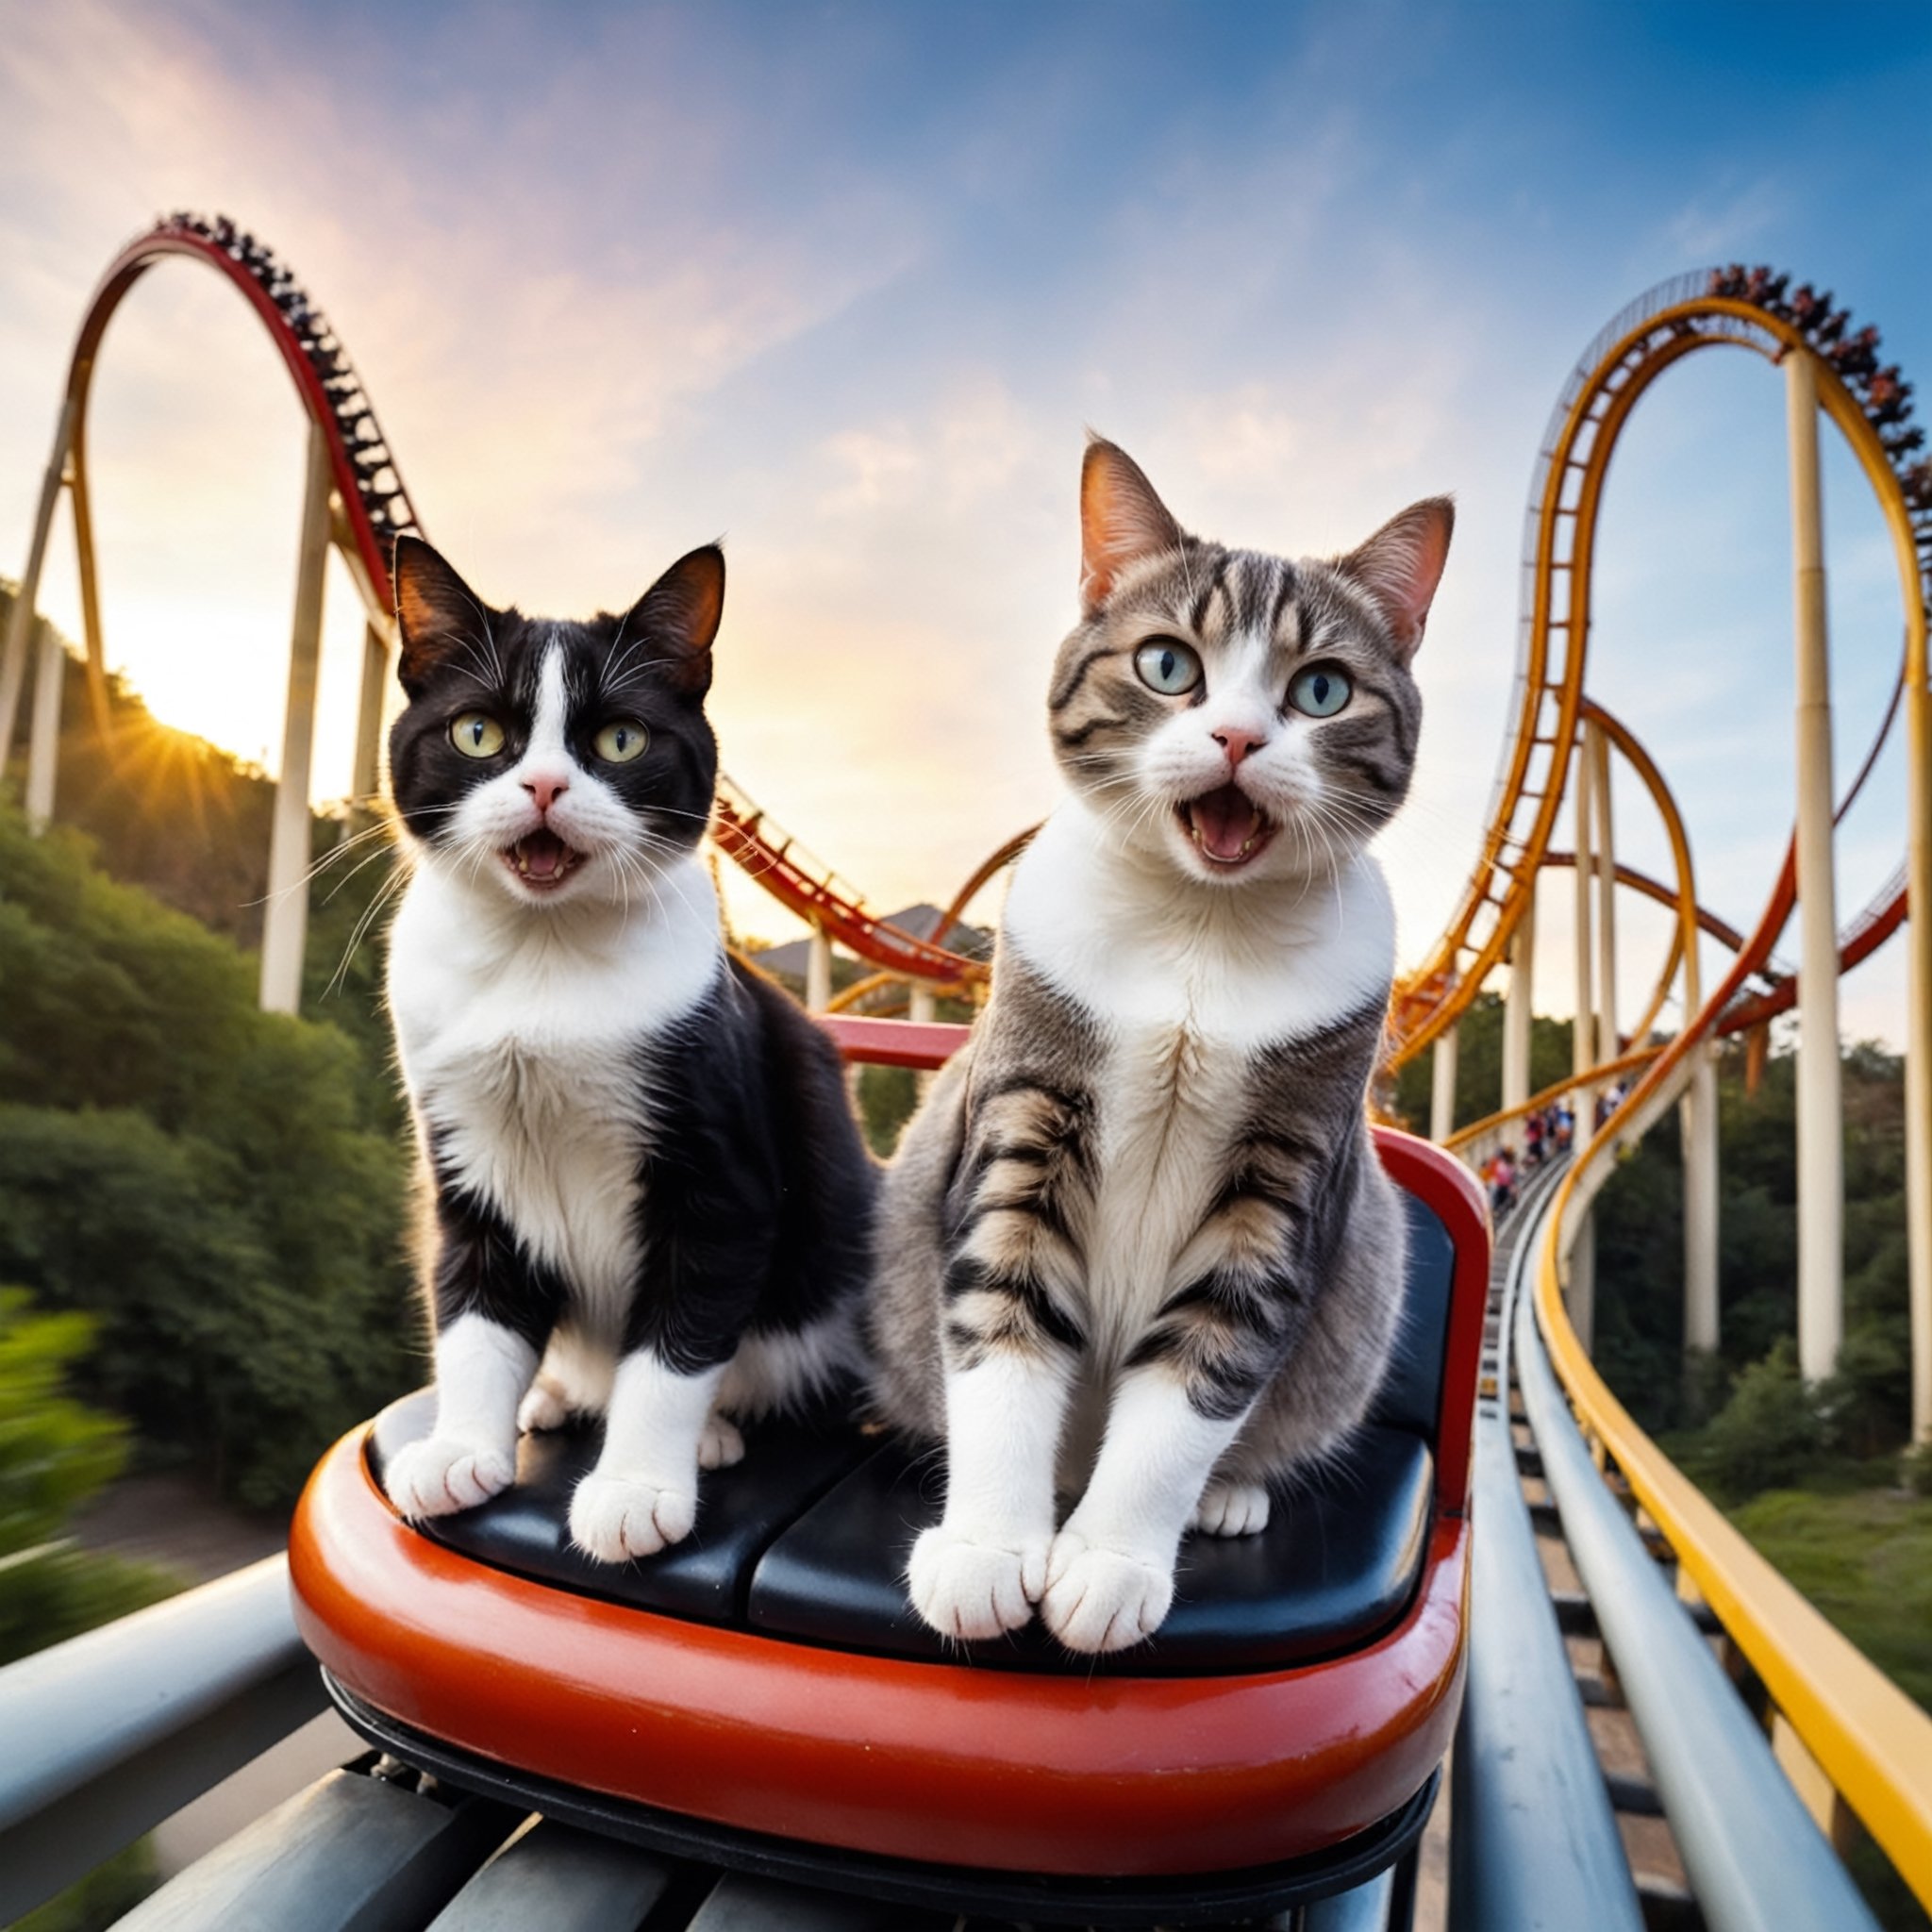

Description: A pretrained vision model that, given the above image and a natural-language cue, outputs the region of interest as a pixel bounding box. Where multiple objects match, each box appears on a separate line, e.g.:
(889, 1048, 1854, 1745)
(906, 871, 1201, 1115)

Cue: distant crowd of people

(1481, 1098, 1577, 1218)
(1479, 1079, 1641, 1219)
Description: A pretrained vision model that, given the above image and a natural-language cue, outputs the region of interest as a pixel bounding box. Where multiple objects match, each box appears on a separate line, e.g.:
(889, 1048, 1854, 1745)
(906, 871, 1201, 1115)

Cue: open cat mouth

(1178, 784, 1277, 870)
(503, 828, 585, 892)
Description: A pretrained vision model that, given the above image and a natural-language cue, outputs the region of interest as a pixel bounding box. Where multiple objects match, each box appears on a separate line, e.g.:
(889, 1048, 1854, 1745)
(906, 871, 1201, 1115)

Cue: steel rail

(0, 1556, 325, 1923)
(1517, 1257, 1885, 1930)
(1447, 1158, 1642, 1932)
(1535, 1120, 1932, 1911)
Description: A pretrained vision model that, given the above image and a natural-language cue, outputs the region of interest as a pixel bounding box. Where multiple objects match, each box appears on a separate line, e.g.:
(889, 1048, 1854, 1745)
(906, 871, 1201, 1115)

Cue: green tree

(0, 1289, 180, 1665)
(1391, 991, 1574, 1135)
(0, 804, 415, 1507)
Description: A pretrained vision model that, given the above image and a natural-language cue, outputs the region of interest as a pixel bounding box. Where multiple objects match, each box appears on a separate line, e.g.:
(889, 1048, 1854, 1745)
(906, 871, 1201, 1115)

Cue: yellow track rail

(1535, 1150, 1932, 1909)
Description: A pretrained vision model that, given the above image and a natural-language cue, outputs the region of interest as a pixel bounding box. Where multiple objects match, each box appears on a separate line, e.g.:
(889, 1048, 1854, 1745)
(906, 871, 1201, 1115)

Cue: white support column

(1503, 877, 1537, 1115)
(1, 399, 75, 767)
(1431, 1022, 1459, 1143)
(1682, 1051, 1721, 1357)
(1569, 724, 1597, 1346)
(1911, 668, 1932, 1448)
(1589, 720, 1620, 1067)
(259, 422, 333, 1016)
(25, 619, 64, 827)
(1788, 349, 1844, 1384)
(908, 983, 937, 1024)
(1573, 722, 1596, 1111)
(1903, 479, 1932, 1449)
(805, 927, 833, 1013)
(1570, 1220, 1596, 1356)
(1676, 880, 1720, 1361)
(352, 618, 391, 805)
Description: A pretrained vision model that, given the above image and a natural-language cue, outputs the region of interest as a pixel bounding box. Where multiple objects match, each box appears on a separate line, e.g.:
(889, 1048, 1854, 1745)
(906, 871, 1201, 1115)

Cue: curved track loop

(1392, 266, 1931, 1070)
(27, 213, 424, 734)
(40, 213, 992, 986)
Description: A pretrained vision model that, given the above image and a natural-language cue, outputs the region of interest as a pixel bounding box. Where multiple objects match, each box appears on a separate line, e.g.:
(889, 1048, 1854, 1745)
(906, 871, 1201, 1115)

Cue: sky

(1, 0, 1928, 1053)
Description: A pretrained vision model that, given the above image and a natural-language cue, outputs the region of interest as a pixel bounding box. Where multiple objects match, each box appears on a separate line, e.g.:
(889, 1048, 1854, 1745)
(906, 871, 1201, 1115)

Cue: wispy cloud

(1, 0, 1925, 1047)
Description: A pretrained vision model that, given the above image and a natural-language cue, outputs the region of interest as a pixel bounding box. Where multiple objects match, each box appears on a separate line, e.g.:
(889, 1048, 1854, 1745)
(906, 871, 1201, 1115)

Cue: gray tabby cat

(869, 438, 1452, 1654)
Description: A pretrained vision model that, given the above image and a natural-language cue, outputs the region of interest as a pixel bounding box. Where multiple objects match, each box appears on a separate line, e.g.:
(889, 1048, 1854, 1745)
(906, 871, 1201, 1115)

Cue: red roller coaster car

(291, 1021, 1490, 1926)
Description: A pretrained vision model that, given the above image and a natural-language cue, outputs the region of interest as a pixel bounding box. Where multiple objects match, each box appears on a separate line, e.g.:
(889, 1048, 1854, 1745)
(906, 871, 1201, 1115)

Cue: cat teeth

(1183, 800, 1270, 862)
(504, 836, 585, 887)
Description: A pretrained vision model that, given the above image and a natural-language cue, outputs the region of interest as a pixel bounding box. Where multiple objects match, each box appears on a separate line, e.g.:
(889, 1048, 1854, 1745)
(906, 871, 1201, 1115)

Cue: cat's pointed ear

(1335, 497, 1454, 665)
(1080, 437, 1185, 613)
(628, 543, 724, 697)
(392, 536, 489, 695)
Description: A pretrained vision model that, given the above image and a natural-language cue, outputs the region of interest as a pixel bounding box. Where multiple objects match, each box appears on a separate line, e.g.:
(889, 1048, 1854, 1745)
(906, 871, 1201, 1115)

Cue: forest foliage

(0, 623, 418, 1512)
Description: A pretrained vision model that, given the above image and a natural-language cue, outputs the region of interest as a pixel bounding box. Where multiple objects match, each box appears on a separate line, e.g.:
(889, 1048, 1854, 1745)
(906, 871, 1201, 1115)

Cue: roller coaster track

(0, 212, 991, 987)
(1389, 266, 1932, 1070)
(7, 221, 1932, 1924)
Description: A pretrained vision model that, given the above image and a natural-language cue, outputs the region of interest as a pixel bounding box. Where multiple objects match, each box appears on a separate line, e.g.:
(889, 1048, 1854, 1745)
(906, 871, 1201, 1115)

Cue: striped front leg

(908, 1075, 1091, 1641)
(1042, 1134, 1324, 1653)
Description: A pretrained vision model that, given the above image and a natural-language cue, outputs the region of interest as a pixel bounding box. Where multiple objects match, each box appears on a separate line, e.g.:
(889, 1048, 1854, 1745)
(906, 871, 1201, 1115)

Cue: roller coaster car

(291, 1128, 1488, 1925)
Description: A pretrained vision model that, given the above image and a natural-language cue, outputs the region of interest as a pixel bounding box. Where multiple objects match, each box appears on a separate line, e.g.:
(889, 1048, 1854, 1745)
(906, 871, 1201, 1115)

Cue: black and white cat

(869, 439, 1452, 1653)
(380, 536, 874, 1563)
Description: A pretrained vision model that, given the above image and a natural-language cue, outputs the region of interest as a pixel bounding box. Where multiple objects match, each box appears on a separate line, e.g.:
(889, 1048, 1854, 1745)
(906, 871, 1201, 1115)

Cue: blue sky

(1, 0, 1927, 1047)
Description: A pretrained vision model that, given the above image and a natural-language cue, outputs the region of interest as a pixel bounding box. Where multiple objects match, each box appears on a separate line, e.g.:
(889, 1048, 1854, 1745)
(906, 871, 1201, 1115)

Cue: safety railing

(1537, 1115, 1932, 1919)
(0, 1556, 325, 1924)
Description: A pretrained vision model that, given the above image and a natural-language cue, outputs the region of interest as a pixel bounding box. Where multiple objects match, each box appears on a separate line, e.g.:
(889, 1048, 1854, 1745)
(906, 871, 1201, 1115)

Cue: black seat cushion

(362, 1190, 1454, 1676)
(747, 1424, 1433, 1674)
(1372, 1191, 1456, 1437)
(366, 1399, 1431, 1677)
(366, 1394, 877, 1624)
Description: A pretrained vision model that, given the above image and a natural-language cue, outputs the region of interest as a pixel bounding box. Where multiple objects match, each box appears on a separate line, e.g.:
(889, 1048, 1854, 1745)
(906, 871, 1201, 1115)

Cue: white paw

(1040, 1530, 1174, 1653)
(516, 1374, 573, 1434)
(907, 1524, 1049, 1641)
(1192, 1479, 1272, 1537)
(385, 1436, 515, 1520)
(697, 1412, 745, 1471)
(568, 1472, 696, 1562)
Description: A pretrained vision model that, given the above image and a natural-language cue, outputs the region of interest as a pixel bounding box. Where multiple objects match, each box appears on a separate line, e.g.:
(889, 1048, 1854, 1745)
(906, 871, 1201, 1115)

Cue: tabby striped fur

(869, 438, 1452, 1653)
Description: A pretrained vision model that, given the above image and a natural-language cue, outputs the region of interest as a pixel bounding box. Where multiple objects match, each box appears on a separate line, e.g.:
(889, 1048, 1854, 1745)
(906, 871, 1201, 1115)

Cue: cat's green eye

(1134, 638, 1204, 696)
(592, 719, 649, 763)
(450, 711, 506, 758)
(1288, 664, 1352, 718)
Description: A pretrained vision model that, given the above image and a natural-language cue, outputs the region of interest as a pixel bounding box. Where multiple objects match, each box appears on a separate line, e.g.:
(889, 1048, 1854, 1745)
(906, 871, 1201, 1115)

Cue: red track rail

(712, 775, 988, 984)
(74, 215, 423, 612)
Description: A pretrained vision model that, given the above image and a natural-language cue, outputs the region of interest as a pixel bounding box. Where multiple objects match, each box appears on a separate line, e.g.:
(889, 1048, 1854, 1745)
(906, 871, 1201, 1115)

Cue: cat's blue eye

(592, 719, 649, 763)
(450, 711, 506, 758)
(1133, 638, 1204, 696)
(1288, 665, 1351, 718)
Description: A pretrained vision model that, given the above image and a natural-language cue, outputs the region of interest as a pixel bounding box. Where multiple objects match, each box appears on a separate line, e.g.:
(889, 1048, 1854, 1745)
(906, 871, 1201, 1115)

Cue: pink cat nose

(523, 774, 571, 813)
(1212, 725, 1267, 766)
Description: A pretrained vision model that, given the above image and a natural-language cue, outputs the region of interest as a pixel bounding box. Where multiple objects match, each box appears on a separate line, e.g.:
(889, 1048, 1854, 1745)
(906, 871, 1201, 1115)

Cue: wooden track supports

(259, 423, 334, 1017)
(1788, 349, 1845, 1384)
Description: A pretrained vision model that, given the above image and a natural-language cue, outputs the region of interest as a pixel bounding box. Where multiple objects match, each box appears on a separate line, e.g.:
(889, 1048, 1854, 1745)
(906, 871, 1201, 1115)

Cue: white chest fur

(386, 852, 724, 1333)
(1002, 802, 1395, 1355)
